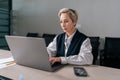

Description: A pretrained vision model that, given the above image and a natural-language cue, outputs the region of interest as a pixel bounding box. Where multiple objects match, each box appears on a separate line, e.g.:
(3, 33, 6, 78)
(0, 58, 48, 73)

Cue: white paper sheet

(0, 57, 14, 64)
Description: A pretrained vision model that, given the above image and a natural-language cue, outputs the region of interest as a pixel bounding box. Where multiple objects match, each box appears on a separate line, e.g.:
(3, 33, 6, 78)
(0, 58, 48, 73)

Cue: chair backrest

(101, 37, 120, 68)
(26, 33, 39, 37)
(42, 33, 56, 46)
(89, 37, 100, 64)
(104, 37, 120, 58)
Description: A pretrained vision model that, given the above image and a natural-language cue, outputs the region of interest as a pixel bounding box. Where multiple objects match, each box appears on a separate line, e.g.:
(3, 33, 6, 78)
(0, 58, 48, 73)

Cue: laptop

(5, 35, 65, 72)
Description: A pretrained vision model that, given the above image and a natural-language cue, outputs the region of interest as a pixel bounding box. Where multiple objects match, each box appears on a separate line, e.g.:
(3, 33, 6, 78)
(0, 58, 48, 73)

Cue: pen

(6, 61, 16, 66)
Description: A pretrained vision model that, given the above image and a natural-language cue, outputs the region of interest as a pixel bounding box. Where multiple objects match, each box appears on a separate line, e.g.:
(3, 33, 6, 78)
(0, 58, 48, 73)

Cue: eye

(64, 20, 69, 23)
(60, 19, 69, 24)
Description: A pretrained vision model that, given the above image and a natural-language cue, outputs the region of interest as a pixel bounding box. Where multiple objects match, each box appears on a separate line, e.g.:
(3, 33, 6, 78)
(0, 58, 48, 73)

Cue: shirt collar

(65, 29, 77, 41)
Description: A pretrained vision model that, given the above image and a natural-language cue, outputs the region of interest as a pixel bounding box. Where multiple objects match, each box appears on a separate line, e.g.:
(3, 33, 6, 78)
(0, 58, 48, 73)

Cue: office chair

(89, 37, 100, 64)
(100, 37, 120, 68)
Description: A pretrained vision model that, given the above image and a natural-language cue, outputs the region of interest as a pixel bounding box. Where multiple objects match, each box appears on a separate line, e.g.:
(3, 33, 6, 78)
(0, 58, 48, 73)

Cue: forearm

(60, 54, 93, 65)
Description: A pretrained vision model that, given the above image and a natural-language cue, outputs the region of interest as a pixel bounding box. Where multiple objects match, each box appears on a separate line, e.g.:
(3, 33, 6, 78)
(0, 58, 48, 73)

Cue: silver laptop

(5, 35, 65, 72)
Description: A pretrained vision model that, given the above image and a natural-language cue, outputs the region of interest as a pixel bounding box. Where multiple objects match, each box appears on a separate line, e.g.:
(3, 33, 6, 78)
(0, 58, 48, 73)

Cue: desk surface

(0, 49, 120, 80)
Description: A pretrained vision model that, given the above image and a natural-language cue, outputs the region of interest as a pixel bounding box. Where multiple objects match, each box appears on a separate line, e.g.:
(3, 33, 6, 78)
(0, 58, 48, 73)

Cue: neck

(66, 28, 76, 37)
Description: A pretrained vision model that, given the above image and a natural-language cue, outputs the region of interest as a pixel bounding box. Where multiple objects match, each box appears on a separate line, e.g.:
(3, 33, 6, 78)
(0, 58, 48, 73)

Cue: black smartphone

(0, 75, 13, 80)
(73, 67, 88, 77)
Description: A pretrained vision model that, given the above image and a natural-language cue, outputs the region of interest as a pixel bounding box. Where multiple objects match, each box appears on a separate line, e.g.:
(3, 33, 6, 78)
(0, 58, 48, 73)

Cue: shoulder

(58, 32, 65, 36)
(57, 32, 66, 39)
(83, 38, 91, 44)
(75, 30, 88, 39)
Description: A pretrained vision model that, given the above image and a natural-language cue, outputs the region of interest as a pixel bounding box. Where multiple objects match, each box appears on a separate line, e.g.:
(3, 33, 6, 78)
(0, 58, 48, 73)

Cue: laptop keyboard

(51, 62, 61, 68)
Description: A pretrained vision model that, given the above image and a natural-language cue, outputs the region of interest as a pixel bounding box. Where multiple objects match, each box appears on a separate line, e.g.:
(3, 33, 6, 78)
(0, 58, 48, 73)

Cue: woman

(47, 8, 93, 65)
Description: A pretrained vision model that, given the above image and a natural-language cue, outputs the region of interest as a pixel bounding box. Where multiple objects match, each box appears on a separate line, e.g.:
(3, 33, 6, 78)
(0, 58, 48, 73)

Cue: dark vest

(56, 30, 87, 57)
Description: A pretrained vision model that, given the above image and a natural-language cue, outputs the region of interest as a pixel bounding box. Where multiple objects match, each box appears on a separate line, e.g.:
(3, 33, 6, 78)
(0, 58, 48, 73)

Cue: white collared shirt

(47, 31, 93, 65)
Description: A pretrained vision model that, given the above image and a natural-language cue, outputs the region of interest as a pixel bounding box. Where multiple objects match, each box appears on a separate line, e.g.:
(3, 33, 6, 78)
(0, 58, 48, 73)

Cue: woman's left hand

(49, 57, 61, 65)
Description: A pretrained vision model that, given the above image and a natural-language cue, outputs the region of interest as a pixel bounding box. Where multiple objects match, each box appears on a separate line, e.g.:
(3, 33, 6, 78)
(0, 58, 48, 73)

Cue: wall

(12, 0, 120, 48)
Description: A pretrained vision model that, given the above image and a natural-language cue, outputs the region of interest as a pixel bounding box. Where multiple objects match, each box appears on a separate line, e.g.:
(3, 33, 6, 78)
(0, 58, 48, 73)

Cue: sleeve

(60, 38, 93, 65)
(47, 36, 57, 57)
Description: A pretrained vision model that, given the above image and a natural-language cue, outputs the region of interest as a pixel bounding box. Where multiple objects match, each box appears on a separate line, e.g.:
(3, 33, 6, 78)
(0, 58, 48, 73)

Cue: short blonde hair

(58, 8, 78, 23)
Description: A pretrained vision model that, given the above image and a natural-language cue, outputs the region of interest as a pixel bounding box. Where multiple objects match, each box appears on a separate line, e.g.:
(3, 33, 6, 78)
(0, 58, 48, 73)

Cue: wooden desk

(0, 49, 120, 80)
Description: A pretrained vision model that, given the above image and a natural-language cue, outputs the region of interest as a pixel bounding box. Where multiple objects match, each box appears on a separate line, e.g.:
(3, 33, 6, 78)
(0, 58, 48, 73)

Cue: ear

(73, 22, 77, 26)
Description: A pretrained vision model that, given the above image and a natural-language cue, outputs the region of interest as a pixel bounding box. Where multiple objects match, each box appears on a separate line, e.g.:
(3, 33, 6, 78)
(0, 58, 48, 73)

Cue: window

(0, 0, 12, 50)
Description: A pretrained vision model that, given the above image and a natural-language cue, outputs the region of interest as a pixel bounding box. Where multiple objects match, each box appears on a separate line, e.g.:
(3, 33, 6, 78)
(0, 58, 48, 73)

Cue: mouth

(62, 27, 67, 30)
(63, 29, 67, 32)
